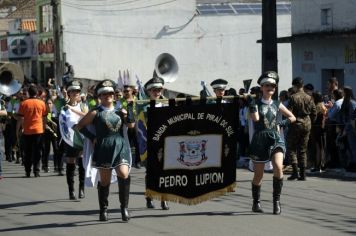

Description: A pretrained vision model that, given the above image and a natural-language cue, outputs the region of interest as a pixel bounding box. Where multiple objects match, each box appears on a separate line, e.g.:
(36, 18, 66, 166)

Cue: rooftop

(6, 0, 35, 19)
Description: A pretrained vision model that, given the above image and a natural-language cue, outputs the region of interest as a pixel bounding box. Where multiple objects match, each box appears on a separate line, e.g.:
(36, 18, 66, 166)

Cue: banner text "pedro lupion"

(159, 172, 224, 188)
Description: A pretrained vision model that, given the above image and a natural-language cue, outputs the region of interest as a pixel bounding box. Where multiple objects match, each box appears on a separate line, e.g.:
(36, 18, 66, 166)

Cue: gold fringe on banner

(145, 182, 237, 205)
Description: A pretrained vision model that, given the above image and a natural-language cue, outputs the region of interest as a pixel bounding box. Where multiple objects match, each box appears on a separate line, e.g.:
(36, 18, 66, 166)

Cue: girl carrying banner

(248, 71, 295, 215)
(76, 79, 132, 222)
(143, 77, 169, 210)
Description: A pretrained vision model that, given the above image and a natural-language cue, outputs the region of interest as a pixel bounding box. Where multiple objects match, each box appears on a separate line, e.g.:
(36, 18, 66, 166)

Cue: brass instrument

(46, 118, 58, 138)
(0, 62, 24, 97)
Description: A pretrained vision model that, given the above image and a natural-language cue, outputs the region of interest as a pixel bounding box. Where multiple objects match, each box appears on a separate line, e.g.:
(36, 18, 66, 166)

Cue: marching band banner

(146, 101, 239, 205)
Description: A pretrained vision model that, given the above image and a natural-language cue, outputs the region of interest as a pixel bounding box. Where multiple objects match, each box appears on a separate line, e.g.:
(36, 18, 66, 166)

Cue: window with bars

(40, 4, 53, 33)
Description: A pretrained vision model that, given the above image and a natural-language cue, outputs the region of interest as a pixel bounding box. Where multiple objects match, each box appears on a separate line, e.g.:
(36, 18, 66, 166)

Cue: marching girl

(143, 77, 169, 210)
(61, 80, 88, 200)
(76, 79, 132, 222)
(248, 71, 295, 214)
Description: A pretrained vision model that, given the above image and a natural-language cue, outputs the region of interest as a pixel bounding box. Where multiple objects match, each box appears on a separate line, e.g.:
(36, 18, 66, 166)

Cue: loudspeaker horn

(154, 53, 178, 83)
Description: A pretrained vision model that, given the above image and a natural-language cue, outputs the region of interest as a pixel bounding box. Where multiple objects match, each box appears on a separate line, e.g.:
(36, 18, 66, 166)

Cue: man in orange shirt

(17, 85, 48, 177)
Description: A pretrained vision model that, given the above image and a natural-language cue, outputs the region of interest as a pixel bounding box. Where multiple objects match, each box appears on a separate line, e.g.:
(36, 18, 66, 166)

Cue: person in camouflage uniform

(287, 77, 317, 181)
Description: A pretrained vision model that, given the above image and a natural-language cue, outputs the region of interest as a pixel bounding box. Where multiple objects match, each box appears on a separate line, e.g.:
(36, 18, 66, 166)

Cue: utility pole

(262, 0, 278, 99)
(51, 0, 62, 86)
(262, 0, 278, 73)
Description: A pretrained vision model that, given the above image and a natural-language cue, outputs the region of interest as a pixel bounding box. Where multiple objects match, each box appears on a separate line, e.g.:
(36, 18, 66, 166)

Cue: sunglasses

(101, 92, 114, 96)
(263, 84, 276, 88)
(152, 88, 163, 92)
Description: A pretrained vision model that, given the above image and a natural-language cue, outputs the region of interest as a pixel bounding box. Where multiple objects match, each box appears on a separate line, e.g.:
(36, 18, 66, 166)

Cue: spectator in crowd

(325, 89, 344, 168)
(62, 62, 75, 85)
(325, 77, 339, 105)
(87, 85, 98, 110)
(279, 90, 289, 107)
(239, 88, 246, 95)
(338, 86, 356, 171)
(64, 62, 74, 78)
(225, 88, 237, 96)
(303, 83, 314, 96)
(310, 91, 327, 172)
(47, 77, 56, 90)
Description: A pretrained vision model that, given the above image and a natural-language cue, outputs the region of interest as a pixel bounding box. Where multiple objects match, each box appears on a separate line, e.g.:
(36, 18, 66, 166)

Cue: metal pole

(51, 0, 62, 86)
(262, 0, 278, 98)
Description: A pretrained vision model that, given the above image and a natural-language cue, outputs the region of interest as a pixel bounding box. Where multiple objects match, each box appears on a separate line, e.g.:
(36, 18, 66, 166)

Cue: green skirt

(92, 134, 131, 169)
(249, 129, 285, 162)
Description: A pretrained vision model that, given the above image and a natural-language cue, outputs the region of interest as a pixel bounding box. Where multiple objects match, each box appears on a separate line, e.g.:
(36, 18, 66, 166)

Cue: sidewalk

(237, 158, 356, 180)
(284, 164, 356, 180)
(307, 168, 356, 180)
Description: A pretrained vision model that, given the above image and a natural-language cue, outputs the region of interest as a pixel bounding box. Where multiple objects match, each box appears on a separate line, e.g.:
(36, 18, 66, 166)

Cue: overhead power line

(61, 0, 177, 12)
(61, 0, 146, 7)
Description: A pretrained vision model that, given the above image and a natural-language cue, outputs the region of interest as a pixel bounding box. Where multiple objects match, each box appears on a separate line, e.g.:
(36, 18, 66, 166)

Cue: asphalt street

(1, 161, 356, 236)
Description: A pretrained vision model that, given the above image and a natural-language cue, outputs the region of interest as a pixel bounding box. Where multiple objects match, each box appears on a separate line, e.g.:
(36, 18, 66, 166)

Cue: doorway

(321, 69, 344, 94)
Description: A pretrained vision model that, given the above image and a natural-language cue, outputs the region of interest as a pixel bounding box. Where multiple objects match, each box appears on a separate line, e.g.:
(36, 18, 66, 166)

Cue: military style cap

(257, 71, 279, 85)
(95, 79, 117, 95)
(144, 77, 164, 90)
(210, 78, 228, 90)
(66, 80, 82, 92)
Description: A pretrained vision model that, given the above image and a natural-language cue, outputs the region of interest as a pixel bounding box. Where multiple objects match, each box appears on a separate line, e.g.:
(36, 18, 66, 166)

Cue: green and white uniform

(249, 99, 285, 162)
(91, 106, 131, 168)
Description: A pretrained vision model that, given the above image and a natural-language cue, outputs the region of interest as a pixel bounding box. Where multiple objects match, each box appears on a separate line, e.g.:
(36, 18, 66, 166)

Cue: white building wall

(292, 0, 356, 34)
(291, 0, 356, 92)
(61, 0, 291, 95)
(292, 37, 356, 92)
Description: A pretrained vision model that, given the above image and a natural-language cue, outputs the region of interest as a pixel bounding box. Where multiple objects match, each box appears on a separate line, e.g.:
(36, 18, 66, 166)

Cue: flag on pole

(136, 76, 148, 161)
(200, 81, 212, 98)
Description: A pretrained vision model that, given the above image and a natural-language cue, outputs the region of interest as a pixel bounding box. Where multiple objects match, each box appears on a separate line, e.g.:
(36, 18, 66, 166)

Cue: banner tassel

(145, 182, 237, 205)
